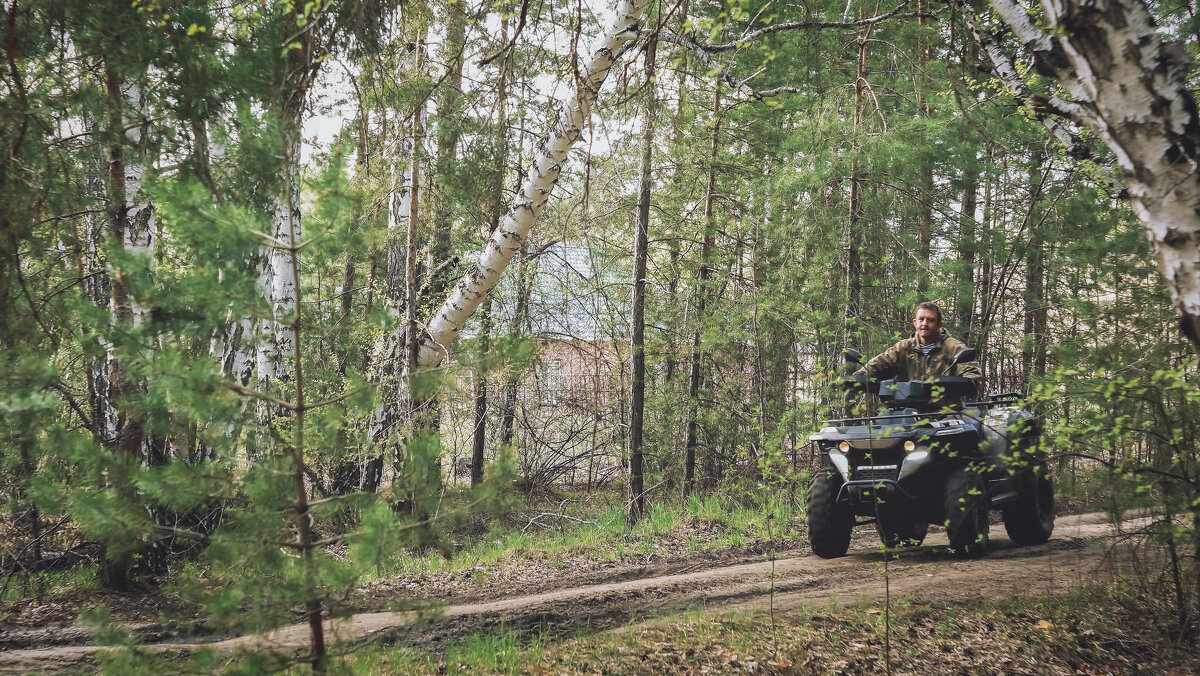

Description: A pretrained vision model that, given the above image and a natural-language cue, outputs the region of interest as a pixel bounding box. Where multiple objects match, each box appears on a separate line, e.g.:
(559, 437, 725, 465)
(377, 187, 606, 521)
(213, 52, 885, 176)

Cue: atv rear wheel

(807, 467, 853, 558)
(1002, 466, 1054, 545)
(944, 468, 989, 558)
(878, 514, 928, 548)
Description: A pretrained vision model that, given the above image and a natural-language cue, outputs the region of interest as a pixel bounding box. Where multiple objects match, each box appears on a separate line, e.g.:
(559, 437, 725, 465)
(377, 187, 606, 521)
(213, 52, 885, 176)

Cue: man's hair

(915, 301, 943, 322)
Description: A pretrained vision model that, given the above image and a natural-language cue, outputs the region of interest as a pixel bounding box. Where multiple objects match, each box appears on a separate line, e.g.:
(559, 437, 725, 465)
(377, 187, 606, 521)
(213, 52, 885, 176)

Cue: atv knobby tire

(944, 468, 989, 558)
(1002, 466, 1054, 545)
(807, 467, 853, 558)
(878, 514, 929, 548)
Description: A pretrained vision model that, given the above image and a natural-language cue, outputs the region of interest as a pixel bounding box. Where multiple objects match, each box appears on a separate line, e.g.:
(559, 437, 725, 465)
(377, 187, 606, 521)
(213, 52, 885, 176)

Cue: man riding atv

(854, 302, 982, 388)
(806, 301, 1054, 559)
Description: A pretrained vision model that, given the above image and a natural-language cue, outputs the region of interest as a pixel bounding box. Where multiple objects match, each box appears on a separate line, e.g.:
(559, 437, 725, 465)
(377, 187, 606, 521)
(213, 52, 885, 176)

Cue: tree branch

(702, 1, 926, 52)
(1050, 451, 1190, 485)
(953, 0, 1099, 156)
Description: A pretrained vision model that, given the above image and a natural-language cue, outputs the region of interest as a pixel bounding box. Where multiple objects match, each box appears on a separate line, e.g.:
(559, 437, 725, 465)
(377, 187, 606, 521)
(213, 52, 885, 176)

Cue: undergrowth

(0, 565, 99, 605)
(367, 488, 804, 580)
(346, 582, 1200, 675)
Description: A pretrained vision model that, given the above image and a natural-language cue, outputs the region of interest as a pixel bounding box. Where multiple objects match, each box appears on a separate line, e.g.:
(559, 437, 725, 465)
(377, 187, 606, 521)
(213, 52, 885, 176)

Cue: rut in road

(0, 512, 1141, 674)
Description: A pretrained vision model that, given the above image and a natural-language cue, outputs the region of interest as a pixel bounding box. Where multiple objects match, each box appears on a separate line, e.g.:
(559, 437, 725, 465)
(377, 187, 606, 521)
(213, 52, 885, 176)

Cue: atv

(805, 347, 1054, 558)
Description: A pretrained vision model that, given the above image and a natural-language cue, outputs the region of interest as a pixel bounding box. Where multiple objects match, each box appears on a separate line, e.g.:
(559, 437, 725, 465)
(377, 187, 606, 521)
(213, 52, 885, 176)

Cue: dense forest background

(2, 0, 1199, 670)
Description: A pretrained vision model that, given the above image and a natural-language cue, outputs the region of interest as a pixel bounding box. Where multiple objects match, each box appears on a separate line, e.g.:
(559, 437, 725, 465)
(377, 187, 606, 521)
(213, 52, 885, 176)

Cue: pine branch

(225, 381, 297, 411)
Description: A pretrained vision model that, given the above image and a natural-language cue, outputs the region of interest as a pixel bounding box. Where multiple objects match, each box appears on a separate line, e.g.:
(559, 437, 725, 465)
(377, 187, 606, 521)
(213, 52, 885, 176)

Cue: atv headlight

(903, 440, 916, 452)
(838, 441, 850, 453)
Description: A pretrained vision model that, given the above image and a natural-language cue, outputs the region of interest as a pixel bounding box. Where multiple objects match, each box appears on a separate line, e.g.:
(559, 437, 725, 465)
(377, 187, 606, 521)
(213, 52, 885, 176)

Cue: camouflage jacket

(854, 329, 983, 382)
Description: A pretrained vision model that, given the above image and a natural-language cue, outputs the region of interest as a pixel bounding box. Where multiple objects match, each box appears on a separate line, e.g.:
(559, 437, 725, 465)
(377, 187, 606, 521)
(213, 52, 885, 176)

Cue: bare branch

(703, 1, 925, 52)
(1051, 451, 1190, 484)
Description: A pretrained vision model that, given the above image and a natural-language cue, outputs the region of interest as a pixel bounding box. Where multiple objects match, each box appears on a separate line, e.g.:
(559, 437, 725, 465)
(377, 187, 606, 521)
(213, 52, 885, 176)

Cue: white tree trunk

(258, 151, 302, 389)
(415, 0, 650, 368)
(385, 136, 414, 304)
(119, 82, 154, 325)
(102, 68, 154, 457)
(981, 0, 1200, 351)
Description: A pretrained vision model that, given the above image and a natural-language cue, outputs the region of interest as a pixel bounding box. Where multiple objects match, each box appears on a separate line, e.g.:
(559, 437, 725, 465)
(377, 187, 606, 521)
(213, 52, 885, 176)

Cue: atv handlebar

(835, 375, 980, 410)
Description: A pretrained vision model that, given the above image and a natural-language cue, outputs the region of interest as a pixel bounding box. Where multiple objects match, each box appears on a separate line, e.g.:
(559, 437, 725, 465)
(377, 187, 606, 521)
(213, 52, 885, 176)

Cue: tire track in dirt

(0, 512, 1140, 674)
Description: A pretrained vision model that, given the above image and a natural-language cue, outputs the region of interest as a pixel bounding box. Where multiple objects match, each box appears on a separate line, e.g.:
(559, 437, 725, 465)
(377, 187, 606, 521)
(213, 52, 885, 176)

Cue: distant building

(447, 243, 629, 487)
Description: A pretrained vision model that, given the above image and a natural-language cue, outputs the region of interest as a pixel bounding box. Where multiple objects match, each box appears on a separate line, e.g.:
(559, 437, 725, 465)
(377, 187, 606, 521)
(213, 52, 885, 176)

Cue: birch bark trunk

(369, 106, 414, 447)
(977, 0, 1200, 355)
(100, 63, 154, 590)
(414, 0, 651, 369)
(257, 147, 301, 392)
(80, 147, 116, 446)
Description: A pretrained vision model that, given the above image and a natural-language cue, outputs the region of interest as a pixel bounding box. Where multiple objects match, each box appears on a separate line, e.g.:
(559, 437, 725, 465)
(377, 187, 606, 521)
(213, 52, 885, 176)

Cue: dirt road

(0, 512, 1133, 673)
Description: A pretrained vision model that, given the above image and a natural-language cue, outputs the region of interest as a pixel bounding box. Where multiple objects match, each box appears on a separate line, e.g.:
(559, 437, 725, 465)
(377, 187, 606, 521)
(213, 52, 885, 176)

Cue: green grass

(348, 624, 546, 675)
(361, 488, 805, 584)
(0, 565, 99, 604)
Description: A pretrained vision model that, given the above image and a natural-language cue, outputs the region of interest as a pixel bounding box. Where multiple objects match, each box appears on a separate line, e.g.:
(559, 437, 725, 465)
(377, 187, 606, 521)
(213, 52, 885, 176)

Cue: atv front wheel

(944, 468, 989, 558)
(878, 514, 928, 548)
(807, 467, 853, 558)
(1002, 466, 1054, 545)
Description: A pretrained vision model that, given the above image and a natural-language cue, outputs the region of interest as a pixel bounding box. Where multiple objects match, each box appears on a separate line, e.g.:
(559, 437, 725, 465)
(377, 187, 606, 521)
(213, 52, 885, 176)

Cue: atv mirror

(952, 348, 978, 364)
(844, 348, 863, 364)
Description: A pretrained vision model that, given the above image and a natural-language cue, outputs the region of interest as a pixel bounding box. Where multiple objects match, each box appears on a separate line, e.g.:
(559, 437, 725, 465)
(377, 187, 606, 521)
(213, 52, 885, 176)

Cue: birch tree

(99, 60, 156, 589)
(412, 0, 651, 370)
(967, 0, 1200, 356)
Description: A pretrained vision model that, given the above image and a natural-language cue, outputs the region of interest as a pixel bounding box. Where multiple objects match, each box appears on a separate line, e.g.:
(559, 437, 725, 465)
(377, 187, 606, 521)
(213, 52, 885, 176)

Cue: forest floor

(2, 510, 1188, 673)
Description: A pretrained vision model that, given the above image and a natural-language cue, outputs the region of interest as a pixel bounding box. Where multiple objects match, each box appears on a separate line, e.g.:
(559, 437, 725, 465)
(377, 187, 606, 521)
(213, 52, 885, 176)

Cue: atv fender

(897, 449, 933, 481)
(828, 448, 850, 482)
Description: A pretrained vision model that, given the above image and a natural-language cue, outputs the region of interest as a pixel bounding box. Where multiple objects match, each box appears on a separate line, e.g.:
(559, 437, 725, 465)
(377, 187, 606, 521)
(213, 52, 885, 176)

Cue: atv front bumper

(827, 448, 938, 515)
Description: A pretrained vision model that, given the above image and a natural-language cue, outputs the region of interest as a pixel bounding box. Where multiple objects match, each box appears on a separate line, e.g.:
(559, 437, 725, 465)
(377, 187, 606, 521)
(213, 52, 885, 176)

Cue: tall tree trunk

(401, 38, 433, 514)
(498, 241, 532, 448)
(627, 35, 656, 527)
(663, 31, 688, 428)
(914, 0, 933, 294)
(257, 87, 302, 396)
(100, 63, 152, 590)
(844, 12, 873, 347)
(371, 51, 418, 490)
(471, 13, 508, 487)
(683, 84, 720, 499)
(954, 34, 981, 344)
(976, 146, 996, 378)
(428, 0, 466, 309)
(79, 139, 116, 446)
(331, 111, 369, 496)
(1021, 153, 1048, 386)
(956, 173, 978, 342)
(275, 151, 326, 675)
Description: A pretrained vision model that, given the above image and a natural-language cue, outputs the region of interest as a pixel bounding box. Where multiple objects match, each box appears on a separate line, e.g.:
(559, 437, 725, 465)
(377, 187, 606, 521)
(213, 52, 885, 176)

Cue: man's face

(913, 308, 942, 344)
